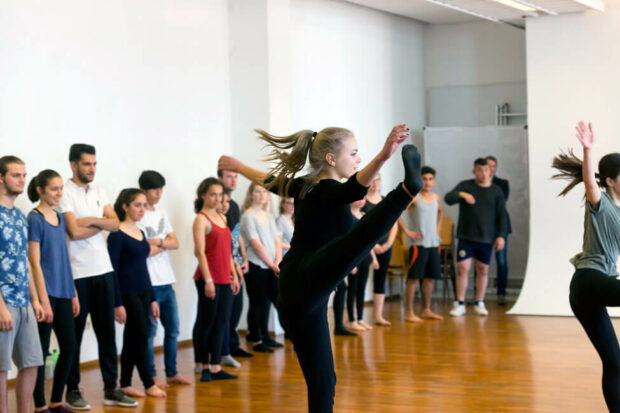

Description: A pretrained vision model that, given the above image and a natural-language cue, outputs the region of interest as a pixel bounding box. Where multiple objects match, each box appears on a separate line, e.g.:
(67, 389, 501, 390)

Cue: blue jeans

(148, 284, 180, 378)
(496, 237, 508, 296)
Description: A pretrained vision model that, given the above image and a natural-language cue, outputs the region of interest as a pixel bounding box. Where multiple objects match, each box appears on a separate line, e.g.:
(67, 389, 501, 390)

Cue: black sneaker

(103, 388, 138, 407)
(334, 327, 357, 336)
(65, 389, 91, 410)
(252, 343, 274, 353)
(263, 337, 283, 348)
(200, 369, 212, 382)
(231, 347, 254, 358)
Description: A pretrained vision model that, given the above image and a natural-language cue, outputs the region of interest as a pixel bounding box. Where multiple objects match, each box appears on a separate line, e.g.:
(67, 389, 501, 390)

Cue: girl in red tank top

(191, 178, 240, 382)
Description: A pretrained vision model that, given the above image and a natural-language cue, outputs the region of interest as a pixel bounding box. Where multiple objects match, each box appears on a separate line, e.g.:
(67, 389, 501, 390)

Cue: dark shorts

(456, 239, 494, 265)
(407, 246, 441, 280)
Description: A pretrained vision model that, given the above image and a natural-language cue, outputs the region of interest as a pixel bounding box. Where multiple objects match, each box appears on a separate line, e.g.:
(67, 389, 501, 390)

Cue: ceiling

(343, 0, 608, 27)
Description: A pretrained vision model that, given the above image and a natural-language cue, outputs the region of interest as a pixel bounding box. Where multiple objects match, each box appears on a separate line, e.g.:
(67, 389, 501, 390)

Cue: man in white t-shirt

(137, 171, 191, 388)
(59, 144, 137, 410)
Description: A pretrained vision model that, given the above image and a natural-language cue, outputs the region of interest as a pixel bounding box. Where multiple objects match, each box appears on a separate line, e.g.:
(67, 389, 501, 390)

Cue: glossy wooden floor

(9, 299, 613, 412)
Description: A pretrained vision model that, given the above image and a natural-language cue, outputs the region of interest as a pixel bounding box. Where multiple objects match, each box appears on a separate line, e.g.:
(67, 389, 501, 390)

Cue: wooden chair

(386, 228, 409, 294)
(439, 216, 456, 304)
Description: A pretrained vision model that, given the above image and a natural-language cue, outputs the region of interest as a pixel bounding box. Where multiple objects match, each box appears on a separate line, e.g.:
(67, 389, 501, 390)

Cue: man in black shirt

(486, 156, 511, 305)
(218, 169, 253, 359)
(444, 158, 507, 317)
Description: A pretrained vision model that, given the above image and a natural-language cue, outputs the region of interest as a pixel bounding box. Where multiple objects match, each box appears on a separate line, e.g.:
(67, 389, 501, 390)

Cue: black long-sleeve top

(444, 179, 508, 243)
(107, 230, 155, 307)
(268, 173, 368, 257)
(493, 175, 512, 234)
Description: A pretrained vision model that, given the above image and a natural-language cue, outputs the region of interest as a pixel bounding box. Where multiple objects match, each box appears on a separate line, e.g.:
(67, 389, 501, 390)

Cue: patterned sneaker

(65, 389, 91, 411)
(103, 388, 138, 407)
(473, 301, 489, 316)
(449, 301, 466, 317)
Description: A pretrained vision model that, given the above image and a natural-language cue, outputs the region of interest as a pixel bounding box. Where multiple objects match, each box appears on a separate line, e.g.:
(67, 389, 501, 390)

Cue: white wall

(424, 22, 527, 127)
(289, 0, 426, 300)
(0, 0, 231, 378)
(510, 6, 620, 316)
(290, 0, 426, 194)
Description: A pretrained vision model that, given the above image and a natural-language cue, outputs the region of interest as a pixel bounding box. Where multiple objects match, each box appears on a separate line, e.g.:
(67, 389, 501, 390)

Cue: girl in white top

(240, 183, 283, 351)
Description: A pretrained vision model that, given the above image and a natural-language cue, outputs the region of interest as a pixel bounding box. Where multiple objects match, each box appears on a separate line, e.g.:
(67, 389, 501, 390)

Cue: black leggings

(332, 281, 347, 330)
(278, 185, 411, 413)
(373, 248, 392, 294)
(192, 281, 232, 366)
(33, 297, 77, 407)
(570, 268, 620, 413)
(245, 263, 278, 343)
(120, 291, 155, 389)
(347, 256, 371, 322)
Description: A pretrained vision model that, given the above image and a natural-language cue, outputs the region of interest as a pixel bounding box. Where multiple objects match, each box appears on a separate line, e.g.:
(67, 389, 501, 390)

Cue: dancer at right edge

(218, 124, 422, 412)
(553, 121, 620, 413)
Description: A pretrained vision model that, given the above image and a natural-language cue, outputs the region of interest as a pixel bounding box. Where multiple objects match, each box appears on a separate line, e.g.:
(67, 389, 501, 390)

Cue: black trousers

(229, 284, 244, 351)
(120, 291, 155, 389)
(570, 268, 620, 413)
(34, 297, 77, 407)
(245, 263, 278, 343)
(192, 281, 232, 366)
(373, 248, 392, 294)
(347, 256, 371, 322)
(68, 273, 118, 391)
(278, 185, 412, 413)
(332, 281, 347, 330)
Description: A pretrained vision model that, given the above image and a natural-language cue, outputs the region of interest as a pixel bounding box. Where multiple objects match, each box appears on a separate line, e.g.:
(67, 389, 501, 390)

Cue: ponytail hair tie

(312, 131, 317, 138)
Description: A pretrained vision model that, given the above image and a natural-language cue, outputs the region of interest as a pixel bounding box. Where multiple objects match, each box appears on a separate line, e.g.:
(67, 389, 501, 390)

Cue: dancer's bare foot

(421, 309, 444, 321)
(146, 385, 167, 398)
(404, 313, 424, 323)
(375, 318, 391, 326)
(153, 376, 169, 390)
(121, 386, 146, 398)
(359, 320, 373, 330)
(346, 321, 366, 331)
(167, 374, 192, 385)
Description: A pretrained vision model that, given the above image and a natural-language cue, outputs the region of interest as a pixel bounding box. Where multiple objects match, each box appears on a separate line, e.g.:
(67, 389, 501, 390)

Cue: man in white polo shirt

(59, 144, 137, 410)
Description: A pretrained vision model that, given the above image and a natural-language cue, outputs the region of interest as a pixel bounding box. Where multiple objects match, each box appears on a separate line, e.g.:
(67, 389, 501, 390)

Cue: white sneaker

(221, 355, 241, 368)
(449, 301, 466, 317)
(473, 301, 488, 316)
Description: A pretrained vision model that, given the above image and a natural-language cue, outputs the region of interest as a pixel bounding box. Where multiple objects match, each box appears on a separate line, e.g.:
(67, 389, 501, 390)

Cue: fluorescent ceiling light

(423, 0, 501, 23)
(492, 0, 537, 12)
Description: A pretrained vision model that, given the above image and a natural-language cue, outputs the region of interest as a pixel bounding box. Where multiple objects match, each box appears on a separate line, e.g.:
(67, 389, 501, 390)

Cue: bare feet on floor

(375, 318, 391, 327)
(153, 376, 169, 390)
(404, 313, 424, 323)
(167, 374, 192, 385)
(121, 386, 146, 398)
(421, 309, 444, 321)
(146, 385, 167, 398)
(346, 321, 366, 331)
(358, 320, 373, 330)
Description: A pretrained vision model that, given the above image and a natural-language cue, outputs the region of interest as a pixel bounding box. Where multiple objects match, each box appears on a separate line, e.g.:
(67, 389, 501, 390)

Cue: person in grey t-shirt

(240, 183, 283, 352)
(554, 121, 620, 413)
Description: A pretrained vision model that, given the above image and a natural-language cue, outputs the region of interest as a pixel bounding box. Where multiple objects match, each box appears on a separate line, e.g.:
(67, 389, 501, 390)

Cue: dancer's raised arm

(218, 156, 268, 187)
(356, 124, 409, 186)
(576, 121, 602, 205)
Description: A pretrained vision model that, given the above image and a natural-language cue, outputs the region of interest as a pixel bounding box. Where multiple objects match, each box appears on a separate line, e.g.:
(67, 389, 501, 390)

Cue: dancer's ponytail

(552, 150, 620, 196)
(257, 127, 354, 195)
(552, 149, 584, 196)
